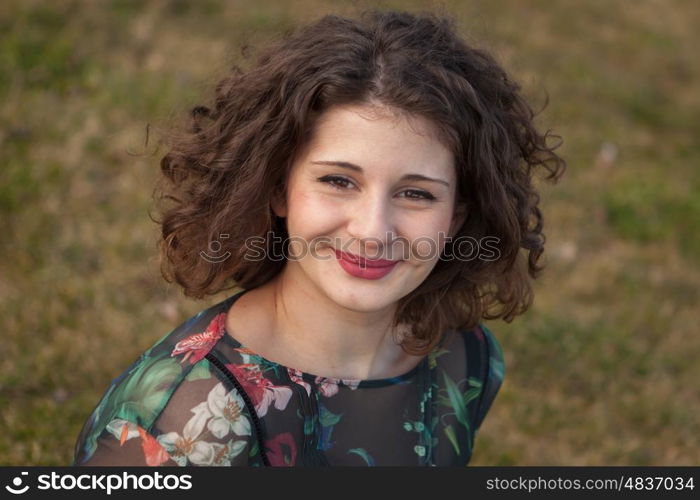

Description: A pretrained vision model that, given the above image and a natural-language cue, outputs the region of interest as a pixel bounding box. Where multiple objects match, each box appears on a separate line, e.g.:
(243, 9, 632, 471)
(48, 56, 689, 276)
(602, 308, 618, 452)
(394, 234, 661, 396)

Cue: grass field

(1, 0, 698, 465)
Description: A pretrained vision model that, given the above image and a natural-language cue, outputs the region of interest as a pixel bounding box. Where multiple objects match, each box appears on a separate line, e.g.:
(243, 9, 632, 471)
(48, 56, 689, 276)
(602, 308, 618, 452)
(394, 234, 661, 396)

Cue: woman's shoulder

(463, 323, 506, 431)
(475, 324, 506, 390)
(434, 323, 505, 373)
(73, 297, 251, 465)
(424, 324, 506, 460)
(446, 323, 504, 372)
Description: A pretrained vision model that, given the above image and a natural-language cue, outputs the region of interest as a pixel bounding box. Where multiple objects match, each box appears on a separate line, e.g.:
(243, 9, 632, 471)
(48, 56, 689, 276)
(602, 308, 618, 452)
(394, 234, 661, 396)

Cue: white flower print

(206, 382, 251, 439)
(208, 439, 248, 466)
(106, 418, 139, 444)
(156, 399, 217, 466)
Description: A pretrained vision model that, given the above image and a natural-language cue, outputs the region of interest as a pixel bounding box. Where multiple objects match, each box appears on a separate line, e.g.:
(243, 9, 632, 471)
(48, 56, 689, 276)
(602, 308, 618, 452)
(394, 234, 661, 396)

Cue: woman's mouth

(334, 249, 400, 280)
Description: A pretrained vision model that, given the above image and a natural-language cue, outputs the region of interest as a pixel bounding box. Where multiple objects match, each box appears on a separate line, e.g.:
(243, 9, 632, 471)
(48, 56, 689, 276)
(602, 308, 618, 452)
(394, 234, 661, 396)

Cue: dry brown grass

(1, 0, 698, 465)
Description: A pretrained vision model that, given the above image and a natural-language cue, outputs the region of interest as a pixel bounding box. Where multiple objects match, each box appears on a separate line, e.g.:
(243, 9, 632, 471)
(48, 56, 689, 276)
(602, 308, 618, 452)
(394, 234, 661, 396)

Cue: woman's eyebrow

(310, 160, 450, 187)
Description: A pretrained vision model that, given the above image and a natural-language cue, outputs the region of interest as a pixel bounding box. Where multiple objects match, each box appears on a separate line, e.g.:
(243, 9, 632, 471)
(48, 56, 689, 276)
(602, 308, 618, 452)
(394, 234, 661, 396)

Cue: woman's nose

(345, 192, 395, 257)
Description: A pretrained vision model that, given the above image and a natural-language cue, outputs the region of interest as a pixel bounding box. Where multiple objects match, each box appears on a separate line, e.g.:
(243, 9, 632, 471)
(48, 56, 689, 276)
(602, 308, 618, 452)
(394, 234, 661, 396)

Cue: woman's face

(271, 103, 465, 313)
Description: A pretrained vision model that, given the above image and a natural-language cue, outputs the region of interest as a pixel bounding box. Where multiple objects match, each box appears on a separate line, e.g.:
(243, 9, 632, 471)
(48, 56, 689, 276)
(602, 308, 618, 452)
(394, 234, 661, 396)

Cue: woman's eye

(318, 175, 354, 190)
(400, 189, 436, 201)
(317, 175, 436, 201)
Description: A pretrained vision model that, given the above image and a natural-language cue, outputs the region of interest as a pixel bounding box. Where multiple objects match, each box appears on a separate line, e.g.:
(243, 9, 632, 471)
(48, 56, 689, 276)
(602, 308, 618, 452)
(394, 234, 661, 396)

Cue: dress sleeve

(473, 324, 506, 431)
(74, 357, 255, 466)
(148, 358, 255, 466)
(77, 420, 179, 466)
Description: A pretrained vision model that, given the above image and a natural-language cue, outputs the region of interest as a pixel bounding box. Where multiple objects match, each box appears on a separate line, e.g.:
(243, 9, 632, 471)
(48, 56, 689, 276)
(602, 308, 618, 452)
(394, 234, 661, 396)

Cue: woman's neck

(228, 266, 423, 381)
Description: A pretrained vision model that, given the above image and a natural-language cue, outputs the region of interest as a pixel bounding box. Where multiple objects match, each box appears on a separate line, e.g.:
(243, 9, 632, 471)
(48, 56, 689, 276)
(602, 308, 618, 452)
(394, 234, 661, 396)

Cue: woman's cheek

(289, 191, 346, 236)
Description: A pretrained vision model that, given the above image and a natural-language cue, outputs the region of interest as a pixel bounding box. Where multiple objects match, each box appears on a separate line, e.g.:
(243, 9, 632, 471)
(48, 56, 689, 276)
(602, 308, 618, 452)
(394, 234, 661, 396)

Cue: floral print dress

(72, 289, 505, 466)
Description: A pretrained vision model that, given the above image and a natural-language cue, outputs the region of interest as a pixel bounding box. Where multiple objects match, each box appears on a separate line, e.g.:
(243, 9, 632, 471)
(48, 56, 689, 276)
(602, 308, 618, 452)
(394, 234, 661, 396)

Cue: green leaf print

(82, 356, 183, 459)
(318, 404, 342, 427)
(428, 347, 450, 370)
(463, 387, 482, 405)
(116, 358, 182, 418)
(490, 352, 505, 382)
(467, 376, 483, 389)
(187, 359, 213, 381)
(442, 371, 468, 427)
(482, 324, 505, 381)
(249, 440, 259, 457)
(317, 401, 342, 451)
(444, 424, 461, 456)
(348, 448, 376, 466)
(303, 416, 314, 436)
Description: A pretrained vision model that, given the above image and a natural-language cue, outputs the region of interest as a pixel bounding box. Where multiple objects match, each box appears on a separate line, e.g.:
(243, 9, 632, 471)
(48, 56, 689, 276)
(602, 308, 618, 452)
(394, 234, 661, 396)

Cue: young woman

(72, 9, 565, 467)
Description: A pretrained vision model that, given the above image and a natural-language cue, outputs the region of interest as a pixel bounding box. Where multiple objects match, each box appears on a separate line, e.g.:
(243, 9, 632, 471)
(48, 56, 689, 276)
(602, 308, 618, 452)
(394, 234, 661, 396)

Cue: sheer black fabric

(73, 290, 505, 466)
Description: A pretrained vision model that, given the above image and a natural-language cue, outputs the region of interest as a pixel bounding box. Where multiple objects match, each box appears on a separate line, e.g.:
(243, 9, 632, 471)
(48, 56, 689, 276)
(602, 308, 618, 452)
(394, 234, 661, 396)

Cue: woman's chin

(321, 284, 402, 313)
(335, 298, 395, 314)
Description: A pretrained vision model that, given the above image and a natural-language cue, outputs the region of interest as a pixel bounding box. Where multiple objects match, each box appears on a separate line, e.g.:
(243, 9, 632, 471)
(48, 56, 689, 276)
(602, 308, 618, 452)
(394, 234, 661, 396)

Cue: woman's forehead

(299, 104, 455, 178)
(313, 103, 441, 141)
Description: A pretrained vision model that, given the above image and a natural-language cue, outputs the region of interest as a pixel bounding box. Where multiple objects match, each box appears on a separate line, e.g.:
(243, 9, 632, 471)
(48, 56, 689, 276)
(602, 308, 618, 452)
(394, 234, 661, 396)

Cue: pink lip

(334, 249, 398, 267)
(334, 249, 400, 280)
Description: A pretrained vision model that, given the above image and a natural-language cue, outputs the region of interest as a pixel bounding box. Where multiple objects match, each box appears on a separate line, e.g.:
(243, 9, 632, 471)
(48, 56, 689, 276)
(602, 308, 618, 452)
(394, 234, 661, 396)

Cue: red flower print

(226, 363, 266, 403)
(137, 427, 171, 466)
(264, 432, 297, 466)
(170, 313, 226, 365)
(225, 362, 293, 417)
(119, 423, 130, 445)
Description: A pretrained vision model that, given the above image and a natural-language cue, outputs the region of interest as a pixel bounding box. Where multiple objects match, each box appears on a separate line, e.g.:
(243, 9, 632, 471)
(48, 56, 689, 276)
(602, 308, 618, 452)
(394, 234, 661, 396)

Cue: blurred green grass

(1, 0, 698, 465)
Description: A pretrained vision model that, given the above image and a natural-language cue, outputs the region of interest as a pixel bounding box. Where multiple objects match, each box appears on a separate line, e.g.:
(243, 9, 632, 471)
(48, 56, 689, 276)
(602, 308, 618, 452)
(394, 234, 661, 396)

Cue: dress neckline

(219, 289, 429, 389)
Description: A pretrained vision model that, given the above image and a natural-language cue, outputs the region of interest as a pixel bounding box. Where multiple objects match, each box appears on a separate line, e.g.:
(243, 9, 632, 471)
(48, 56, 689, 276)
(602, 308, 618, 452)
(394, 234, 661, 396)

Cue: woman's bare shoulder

(224, 286, 274, 341)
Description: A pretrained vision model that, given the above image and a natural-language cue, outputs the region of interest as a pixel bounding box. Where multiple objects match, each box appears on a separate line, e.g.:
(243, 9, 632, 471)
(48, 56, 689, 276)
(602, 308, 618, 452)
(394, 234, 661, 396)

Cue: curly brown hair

(152, 9, 566, 355)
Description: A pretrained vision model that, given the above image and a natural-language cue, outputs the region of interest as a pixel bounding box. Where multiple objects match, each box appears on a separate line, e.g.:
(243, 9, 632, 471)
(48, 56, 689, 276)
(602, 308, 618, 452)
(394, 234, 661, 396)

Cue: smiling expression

(271, 102, 466, 313)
